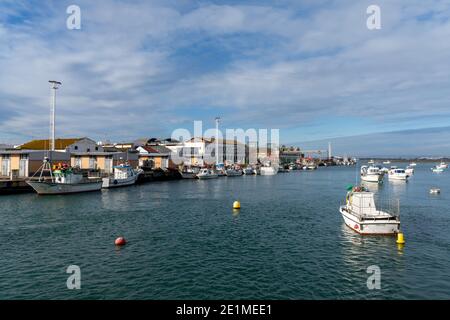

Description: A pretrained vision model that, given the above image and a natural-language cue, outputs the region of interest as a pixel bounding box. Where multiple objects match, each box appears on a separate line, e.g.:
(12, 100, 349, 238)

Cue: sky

(0, 0, 449, 156)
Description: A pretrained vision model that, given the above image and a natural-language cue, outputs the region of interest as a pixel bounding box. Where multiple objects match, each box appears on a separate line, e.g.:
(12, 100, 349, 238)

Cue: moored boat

(27, 159, 102, 195)
(388, 168, 408, 181)
(197, 168, 218, 179)
(243, 167, 255, 175)
(102, 164, 140, 188)
(226, 168, 243, 177)
(339, 186, 400, 235)
(360, 166, 384, 183)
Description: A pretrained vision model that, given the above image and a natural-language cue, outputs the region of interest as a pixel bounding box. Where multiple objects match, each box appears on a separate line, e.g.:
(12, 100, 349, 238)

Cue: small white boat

(430, 188, 441, 194)
(339, 186, 400, 235)
(243, 167, 255, 175)
(360, 166, 384, 183)
(303, 164, 317, 170)
(388, 168, 408, 181)
(383, 160, 391, 165)
(226, 168, 243, 177)
(368, 159, 375, 164)
(437, 162, 448, 169)
(405, 166, 414, 176)
(197, 168, 218, 179)
(260, 166, 278, 175)
(102, 165, 140, 188)
(431, 166, 444, 173)
(409, 162, 417, 167)
(27, 159, 102, 195)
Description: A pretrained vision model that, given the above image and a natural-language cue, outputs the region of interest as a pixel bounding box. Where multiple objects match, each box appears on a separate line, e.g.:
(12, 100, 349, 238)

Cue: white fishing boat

(226, 168, 243, 177)
(339, 186, 400, 235)
(360, 166, 384, 183)
(383, 160, 391, 165)
(27, 158, 102, 195)
(388, 168, 408, 181)
(243, 167, 255, 175)
(405, 166, 414, 176)
(102, 165, 140, 188)
(409, 162, 417, 167)
(430, 188, 441, 194)
(197, 168, 218, 179)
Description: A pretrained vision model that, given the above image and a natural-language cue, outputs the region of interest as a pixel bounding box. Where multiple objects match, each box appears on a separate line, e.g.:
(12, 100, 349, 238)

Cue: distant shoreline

(358, 158, 449, 162)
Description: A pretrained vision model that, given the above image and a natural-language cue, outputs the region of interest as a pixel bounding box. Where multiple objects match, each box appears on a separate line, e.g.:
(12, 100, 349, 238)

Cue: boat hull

(260, 167, 278, 175)
(197, 174, 218, 179)
(102, 175, 137, 188)
(27, 180, 102, 195)
(339, 206, 400, 235)
(180, 172, 196, 179)
(361, 174, 383, 183)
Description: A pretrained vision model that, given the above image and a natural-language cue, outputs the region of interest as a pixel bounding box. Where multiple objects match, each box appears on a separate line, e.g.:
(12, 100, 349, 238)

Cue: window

(87, 148, 90, 152)
(74, 146, 78, 150)
(95, 147, 99, 151)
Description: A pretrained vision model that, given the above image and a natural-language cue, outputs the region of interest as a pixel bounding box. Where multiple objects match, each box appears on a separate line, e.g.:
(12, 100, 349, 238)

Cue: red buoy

(115, 237, 126, 246)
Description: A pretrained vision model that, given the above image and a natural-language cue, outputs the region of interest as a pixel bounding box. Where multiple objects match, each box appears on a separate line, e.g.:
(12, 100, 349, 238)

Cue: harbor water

(1, 163, 449, 299)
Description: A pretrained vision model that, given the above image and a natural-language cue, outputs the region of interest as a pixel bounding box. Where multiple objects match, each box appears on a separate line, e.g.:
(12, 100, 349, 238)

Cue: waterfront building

(136, 145, 175, 169)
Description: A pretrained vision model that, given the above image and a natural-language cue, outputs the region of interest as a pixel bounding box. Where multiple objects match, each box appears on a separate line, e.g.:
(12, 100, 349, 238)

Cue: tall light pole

(215, 117, 220, 165)
(48, 80, 62, 151)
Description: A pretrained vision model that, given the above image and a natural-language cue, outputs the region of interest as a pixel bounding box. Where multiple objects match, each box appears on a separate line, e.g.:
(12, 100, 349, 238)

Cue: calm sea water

(1, 163, 449, 299)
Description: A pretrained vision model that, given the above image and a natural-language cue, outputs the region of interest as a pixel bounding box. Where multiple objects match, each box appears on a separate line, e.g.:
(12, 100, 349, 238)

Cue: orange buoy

(115, 237, 126, 246)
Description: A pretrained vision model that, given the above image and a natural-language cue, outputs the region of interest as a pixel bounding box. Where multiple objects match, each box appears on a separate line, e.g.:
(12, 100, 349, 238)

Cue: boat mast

(49, 80, 62, 153)
(215, 117, 220, 165)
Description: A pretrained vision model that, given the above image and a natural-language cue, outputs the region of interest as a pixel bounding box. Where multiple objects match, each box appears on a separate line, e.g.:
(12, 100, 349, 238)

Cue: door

(1, 156, 10, 177)
(19, 154, 28, 177)
(104, 158, 113, 174)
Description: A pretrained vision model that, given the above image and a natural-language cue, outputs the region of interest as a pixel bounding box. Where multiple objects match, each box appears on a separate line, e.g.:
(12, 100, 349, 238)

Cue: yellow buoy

(396, 232, 405, 244)
(233, 201, 241, 209)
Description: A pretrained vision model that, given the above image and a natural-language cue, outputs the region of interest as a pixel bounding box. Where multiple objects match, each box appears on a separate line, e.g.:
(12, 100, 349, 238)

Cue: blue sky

(0, 0, 450, 156)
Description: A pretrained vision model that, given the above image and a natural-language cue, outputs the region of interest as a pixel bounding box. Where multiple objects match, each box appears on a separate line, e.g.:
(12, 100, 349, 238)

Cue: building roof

(187, 137, 245, 145)
(18, 138, 84, 150)
(139, 145, 172, 155)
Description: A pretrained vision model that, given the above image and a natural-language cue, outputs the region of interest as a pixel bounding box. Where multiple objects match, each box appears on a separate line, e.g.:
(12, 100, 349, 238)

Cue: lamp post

(48, 80, 62, 151)
(215, 117, 220, 165)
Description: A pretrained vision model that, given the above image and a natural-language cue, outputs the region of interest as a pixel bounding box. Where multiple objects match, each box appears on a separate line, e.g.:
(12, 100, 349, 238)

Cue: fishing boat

(226, 168, 243, 177)
(388, 168, 408, 181)
(339, 186, 400, 235)
(243, 167, 255, 175)
(27, 158, 102, 195)
(409, 162, 417, 167)
(197, 168, 218, 179)
(303, 164, 317, 170)
(102, 164, 140, 188)
(383, 160, 391, 165)
(180, 167, 198, 179)
(260, 166, 278, 175)
(360, 166, 384, 183)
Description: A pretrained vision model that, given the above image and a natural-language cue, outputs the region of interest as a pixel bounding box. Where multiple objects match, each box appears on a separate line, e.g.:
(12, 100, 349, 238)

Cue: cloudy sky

(0, 0, 449, 156)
